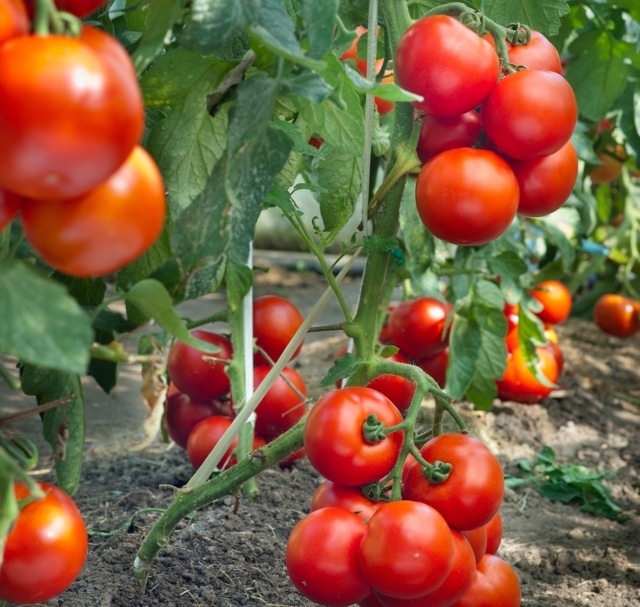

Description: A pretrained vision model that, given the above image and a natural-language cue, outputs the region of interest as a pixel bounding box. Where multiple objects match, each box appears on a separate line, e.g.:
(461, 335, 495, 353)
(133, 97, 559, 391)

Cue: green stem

(133, 419, 305, 591)
(185, 310, 228, 330)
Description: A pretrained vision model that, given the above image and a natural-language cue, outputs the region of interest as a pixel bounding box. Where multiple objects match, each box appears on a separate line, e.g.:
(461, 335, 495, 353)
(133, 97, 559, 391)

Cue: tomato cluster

(287, 398, 519, 607)
(395, 16, 578, 246)
(497, 280, 570, 404)
(164, 295, 307, 469)
(0, 4, 166, 277)
(0, 482, 88, 605)
(593, 293, 640, 339)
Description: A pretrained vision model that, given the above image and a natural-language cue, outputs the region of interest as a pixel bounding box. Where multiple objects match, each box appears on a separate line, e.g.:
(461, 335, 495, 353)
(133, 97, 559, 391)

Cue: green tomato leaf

(480, 0, 570, 37)
(319, 352, 366, 388)
(180, 0, 251, 53)
(301, 0, 339, 60)
(445, 314, 483, 399)
(0, 261, 92, 375)
(20, 367, 85, 495)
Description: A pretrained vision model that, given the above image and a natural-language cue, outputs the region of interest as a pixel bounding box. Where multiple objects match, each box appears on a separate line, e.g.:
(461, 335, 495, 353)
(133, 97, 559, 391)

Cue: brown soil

(1, 257, 640, 607)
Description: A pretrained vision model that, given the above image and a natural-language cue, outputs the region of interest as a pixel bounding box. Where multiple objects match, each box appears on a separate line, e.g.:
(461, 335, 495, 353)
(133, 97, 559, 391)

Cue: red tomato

(0, 30, 144, 200)
(395, 15, 499, 116)
(529, 280, 572, 324)
(0, 0, 28, 46)
(253, 364, 307, 440)
(376, 530, 476, 607)
(54, 0, 107, 16)
(403, 433, 505, 530)
(366, 351, 416, 413)
(485, 512, 503, 555)
(416, 111, 483, 164)
(310, 480, 382, 522)
(482, 69, 577, 160)
(507, 29, 563, 74)
(167, 330, 233, 402)
(358, 500, 454, 599)
(0, 482, 87, 605)
(415, 148, 519, 246)
(496, 345, 559, 404)
(387, 297, 452, 360)
(0, 187, 21, 231)
(164, 388, 228, 449)
(375, 73, 395, 116)
(303, 387, 404, 486)
(286, 507, 371, 607)
(450, 554, 521, 607)
(253, 295, 304, 364)
(416, 348, 449, 389)
(593, 294, 640, 338)
(186, 415, 266, 470)
(340, 25, 377, 76)
(461, 524, 488, 564)
(359, 594, 386, 607)
(540, 339, 565, 376)
(510, 140, 579, 217)
(21, 145, 166, 277)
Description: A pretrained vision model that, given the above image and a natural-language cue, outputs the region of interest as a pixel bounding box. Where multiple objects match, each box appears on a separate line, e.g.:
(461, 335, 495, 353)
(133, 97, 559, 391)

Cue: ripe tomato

(461, 524, 488, 564)
(310, 480, 382, 522)
(541, 339, 565, 376)
(0, 187, 21, 231)
(253, 295, 304, 364)
(416, 111, 483, 164)
(303, 387, 404, 486)
(496, 345, 559, 404)
(415, 148, 519, 246)
(253, 364, 307, 440)
(507, 29, 563, 74)
(286, 507, 371, 607)
(0, 30, 144, 200)
(510, 140, 578, 217)
(0, 0, 28, 46)
(375, 73, 395, 116)
(593, 294, 640, 338)
(358, 500, 454, 599)
(167, 330, 233, 402)
(164, 387, 229, 449)
(589, 144, 626, 184)
(482, 69, 577, 160)
(186, 415, 266, 470)
(54, 0, 108, 16)
(340, 25, 379, 76)
(387, 297, 452, 360)
(485, 511, 503, 555)
(0, 482, 87, 605)
(529, 280, 572, 325)
(416, 347, 449, 389)
(21, 145, 166, 277)
(402, 433, 505, 530)
(366, 351, 416, 413)
(395, 15, 499, 116)
(450, 554, 521, 607)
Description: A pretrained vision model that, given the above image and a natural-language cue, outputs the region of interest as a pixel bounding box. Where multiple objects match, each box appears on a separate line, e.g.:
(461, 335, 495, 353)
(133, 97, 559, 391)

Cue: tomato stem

(33, 0, 83, 36)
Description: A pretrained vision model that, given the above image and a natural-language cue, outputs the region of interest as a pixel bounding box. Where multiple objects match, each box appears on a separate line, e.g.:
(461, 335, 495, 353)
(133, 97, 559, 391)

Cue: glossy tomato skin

(529, 280, 572, 325)
(359, 500, 454, 599)
(416, 111, 483, 164)
(415, 148, 519, 246)
(403, 433, 505, 531)
(286, 507, 371, 607)
(510, 140, 579, 217)
(387, 297, 452, 360)
(186, 415, 266, 470)
(395, 15, 499, 116)
(303, 387, 404, 486)
(167, 330, 233, 402)
(593, 294, 640, 338)
(0, 31, 144, 200)
(21, 145, 166, 277)
(496, 345, 559, 404)
(366, 351, 416, 413)
(253, 364, 307, 440)
(450, 554, 521, 607)
(416, 347, 449, 389)
(0, 187, 21, 231)
(0, 482, 88, 605)
(482, 69, 577, 160)
(253, 295, 304, 364)
(461, 524, 488, 564)
(0, 0, 28, 46)
(310, 480, 382, 522)
(507, 30, 563, 74)
(485, 511, 503, 555)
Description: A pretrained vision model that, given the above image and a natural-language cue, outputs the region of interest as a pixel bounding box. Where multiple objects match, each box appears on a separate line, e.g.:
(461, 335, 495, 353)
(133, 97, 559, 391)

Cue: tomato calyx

(32, 0, 83, 36)
(362, 413, 400, 443)
(421, 459, 453, 484)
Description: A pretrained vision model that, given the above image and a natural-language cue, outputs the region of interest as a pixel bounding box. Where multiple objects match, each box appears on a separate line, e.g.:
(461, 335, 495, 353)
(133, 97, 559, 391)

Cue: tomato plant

(593, 294, 640, 338)
(0, 482, 87, 605)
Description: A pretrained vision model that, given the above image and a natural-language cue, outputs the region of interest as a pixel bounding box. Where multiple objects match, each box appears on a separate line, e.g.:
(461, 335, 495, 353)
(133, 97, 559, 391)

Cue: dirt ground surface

(1, 254, 640, 607)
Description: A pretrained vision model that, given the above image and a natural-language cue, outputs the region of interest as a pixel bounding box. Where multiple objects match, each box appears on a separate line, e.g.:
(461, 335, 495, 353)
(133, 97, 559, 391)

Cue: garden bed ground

(1, 256, 640, 607)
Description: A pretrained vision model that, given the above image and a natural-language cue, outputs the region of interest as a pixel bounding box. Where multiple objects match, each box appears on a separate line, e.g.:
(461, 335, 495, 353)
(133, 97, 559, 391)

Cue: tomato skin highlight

(303, 387, 404, 486)
(403, 434, 505, 531)
(286, 507, 371, 607)
(20, 145, 166, 277)
(593, 294, 640, 338)
(0, 482, 88, 605)
(415, 148, 519, 246)
(395, 15, 499, 116)
(482, 69, 577, 160)
(359, 500, 454, 599)
(0, 31, 144, 200)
